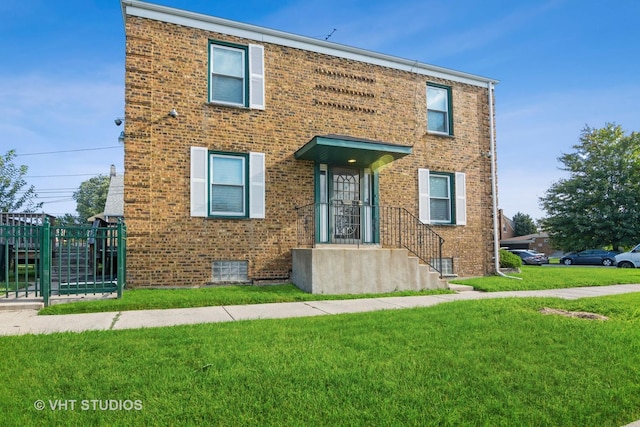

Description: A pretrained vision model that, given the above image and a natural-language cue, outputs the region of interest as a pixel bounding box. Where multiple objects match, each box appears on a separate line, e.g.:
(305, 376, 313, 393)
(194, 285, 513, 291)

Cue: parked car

(507, 249, 549, 265)
(614, 244, 640, 268)
(559, 249, 619, 266)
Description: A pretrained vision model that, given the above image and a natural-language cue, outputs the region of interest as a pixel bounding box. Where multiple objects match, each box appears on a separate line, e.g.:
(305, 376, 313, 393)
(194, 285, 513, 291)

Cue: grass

(2, 293, 640, 425)
(39, 265, 640, 315)
(450, 265, 640, 292)
(1, 264, 36, 291)
(39, 284, 453, 315)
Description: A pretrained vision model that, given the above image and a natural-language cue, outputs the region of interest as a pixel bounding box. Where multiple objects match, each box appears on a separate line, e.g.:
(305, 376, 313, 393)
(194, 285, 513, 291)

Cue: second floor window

(209, 42, 265, 109)
(427, 84, 452, 135)
(210, 44, 246, 106)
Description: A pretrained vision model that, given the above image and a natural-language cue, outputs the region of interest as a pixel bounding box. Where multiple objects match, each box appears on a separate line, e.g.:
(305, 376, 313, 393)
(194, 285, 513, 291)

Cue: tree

(512, 212, 537, 236)
(540, 123, 640, 251)
(56, 213, 82, 226)
(73, 175, 110, 222)
(0, 149, 43, 212)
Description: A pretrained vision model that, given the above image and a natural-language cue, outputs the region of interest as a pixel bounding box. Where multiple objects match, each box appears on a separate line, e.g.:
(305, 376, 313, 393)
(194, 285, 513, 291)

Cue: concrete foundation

(292, 246, 445, 294)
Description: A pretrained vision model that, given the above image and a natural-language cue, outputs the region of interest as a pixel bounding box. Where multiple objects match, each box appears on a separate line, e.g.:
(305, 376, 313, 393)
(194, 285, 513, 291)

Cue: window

(210, 154, 246, 216)
(429, 174, 451, 222)
(431, 257, 454, 276)
(418, 169, 466, 225)
(209, 42, 265, 109)
(190, 147, 265, 219)
(212, 260, 248, 282)
(211, 45, 245, 105)
(427, 84, 452, 135)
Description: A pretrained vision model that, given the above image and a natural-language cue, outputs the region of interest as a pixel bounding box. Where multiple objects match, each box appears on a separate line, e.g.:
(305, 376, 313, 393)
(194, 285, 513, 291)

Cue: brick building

(120, 1, 500, 292)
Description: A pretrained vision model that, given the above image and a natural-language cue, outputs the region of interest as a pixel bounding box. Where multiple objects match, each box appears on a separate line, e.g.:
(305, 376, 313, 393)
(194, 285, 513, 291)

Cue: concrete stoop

(292, 247, 449, 294)
(409, 257, 446, 290)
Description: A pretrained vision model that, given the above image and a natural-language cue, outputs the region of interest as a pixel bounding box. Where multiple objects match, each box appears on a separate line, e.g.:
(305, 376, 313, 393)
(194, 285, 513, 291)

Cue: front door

(332, 166, 361, 242)
(317, 165, 374, 243)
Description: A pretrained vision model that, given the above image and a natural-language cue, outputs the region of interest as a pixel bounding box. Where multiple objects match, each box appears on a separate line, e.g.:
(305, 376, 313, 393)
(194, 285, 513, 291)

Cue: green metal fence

(1, 214, 126, 307)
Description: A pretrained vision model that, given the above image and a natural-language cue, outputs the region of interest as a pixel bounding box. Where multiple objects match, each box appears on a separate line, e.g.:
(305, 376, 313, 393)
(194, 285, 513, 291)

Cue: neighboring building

(120, 1, 500, 292)
(500, 232, 554, 256)
(104, 165, 124, 223)
(87, 165, 124, 224)
(498, 209, 517, 240)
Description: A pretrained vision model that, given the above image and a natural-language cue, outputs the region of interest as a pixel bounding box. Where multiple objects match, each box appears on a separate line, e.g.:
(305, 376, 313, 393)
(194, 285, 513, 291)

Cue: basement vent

(431, 258, 454, 276)
(212, 260, 249, 283)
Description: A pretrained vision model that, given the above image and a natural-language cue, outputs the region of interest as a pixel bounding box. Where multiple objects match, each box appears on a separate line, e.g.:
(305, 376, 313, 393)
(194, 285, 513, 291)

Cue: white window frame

(209, 42, 265, 110)
(427, 84, 452, 135)
(418, 169, 466, 225)
(209, 153, 247, 217)
(190, 147, 265, 219)
(429, 174, 452, 223)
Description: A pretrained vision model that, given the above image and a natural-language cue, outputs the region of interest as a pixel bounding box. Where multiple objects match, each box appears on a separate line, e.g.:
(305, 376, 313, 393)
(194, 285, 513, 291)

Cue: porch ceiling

(294, 135, 412, 167)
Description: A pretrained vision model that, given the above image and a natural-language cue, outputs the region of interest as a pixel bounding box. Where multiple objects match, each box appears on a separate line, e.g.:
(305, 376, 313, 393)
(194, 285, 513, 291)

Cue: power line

(42, 199, 73, 205)
(21, 187, 78, 192)
(26, 173, 105, 178)
(16, 146, 122, 157)
(36, 195, 74, 200)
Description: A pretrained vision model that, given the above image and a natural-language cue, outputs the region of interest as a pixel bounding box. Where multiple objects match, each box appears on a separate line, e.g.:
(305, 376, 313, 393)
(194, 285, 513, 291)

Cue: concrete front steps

(447, 283, 475, 292)
(292, 246, 449, 294)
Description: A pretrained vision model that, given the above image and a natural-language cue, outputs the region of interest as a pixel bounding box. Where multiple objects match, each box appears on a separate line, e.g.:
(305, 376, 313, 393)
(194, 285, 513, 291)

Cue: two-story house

(120, 0, 500, 293)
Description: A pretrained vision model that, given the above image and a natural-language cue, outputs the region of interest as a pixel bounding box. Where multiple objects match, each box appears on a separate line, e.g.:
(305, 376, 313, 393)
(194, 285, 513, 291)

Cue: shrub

(500, 249, 522, 269)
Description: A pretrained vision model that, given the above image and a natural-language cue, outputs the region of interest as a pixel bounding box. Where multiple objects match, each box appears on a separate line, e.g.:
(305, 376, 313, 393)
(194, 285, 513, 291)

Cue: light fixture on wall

(115, 109, 177, 143)
(114, 117, 126, 144)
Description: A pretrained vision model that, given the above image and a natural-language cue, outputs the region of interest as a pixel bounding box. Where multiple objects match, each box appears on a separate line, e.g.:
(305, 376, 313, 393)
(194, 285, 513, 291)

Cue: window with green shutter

(209, 42, 265, 109)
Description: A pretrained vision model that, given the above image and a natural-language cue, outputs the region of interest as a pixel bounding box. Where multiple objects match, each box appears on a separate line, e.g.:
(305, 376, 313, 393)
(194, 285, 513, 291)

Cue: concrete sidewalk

(1, 284, 640, 336)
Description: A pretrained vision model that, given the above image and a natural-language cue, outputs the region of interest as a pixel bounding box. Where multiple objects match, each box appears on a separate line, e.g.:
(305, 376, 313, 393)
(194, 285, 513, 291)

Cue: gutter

(488, 82, 521, 280)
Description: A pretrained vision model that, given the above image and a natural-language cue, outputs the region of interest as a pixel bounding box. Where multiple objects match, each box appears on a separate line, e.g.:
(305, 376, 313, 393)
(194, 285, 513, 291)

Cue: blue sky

(1, 0, 639, 220)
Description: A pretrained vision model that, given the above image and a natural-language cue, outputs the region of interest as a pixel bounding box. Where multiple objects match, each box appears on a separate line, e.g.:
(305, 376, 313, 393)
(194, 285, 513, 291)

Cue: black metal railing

(295, 203, 445, 275)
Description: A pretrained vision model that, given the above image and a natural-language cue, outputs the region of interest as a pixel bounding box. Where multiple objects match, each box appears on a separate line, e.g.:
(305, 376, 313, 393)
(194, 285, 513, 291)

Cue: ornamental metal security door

(331, 167, 361, 242)
(315, 166, 374, 244)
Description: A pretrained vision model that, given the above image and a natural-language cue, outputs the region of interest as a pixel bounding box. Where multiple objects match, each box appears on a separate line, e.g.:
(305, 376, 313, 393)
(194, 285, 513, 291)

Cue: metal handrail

(295, 203, 445, 275)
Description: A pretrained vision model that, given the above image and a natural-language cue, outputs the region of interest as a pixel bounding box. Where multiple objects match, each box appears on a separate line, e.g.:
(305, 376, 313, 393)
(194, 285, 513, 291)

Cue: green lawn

(450, 265, 640, 292)
(40, 284, 453, 315)
(2, 264, 36, 292)
(3, 293, 640, 426)
(40, 265, 640, 315)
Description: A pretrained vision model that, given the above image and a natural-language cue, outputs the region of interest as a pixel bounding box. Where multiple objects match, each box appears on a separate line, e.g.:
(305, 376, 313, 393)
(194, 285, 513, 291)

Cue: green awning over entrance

(294, 135, 412, 167)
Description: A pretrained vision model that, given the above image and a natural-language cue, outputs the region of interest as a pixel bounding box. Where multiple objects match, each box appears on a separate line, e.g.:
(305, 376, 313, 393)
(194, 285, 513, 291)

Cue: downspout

(488, 81, 521, 279)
